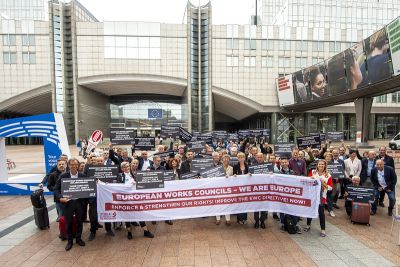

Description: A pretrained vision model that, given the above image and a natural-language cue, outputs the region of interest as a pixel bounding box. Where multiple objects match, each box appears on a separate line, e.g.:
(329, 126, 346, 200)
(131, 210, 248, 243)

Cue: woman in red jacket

(304, 160, 333, 237)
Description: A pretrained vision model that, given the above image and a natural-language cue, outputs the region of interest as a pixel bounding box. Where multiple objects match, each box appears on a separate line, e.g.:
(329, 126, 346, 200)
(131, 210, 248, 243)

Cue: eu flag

(148, 108, 163, 119)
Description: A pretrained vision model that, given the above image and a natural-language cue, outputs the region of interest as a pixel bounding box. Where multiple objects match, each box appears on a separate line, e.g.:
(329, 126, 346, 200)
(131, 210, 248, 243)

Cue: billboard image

(303, 61, 328, 100)
(344, 42, 365, 90)
(293, 70, 308, 103)
(327, 52, 347, 96)
(361, 28, 392, 85)
(387, 17, 400, 76)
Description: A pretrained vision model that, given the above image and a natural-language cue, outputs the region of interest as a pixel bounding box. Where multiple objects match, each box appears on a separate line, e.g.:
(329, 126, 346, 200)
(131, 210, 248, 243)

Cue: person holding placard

(54, 158, 86, 251)
(120, 161, 155, 240)
(252, 153, 269, 229)
(215, 154, 233, 226)
(233, 152, 250, 225)
(304, 160, 332, 237)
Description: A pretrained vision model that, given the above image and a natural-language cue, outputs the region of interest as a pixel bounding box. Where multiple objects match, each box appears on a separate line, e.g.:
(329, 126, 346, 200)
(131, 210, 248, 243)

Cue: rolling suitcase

(31, 189, 46, 208)
(59, 215, 77, 240)
(350, 202, 370, 225)
(33, 206, 50, 229)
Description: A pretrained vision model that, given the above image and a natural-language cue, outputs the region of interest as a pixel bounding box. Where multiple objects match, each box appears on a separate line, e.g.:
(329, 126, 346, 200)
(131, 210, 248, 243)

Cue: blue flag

(148, 108, 162, 119)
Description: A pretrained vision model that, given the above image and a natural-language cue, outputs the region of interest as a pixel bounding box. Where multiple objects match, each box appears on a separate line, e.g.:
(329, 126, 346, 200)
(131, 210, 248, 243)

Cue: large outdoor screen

(327, 52, 347, 96)
(280, 24, 396, 106)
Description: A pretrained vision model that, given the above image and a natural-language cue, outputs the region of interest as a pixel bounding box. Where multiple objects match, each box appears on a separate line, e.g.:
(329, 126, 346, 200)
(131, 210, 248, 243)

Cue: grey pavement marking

(286, 221, 396, 267)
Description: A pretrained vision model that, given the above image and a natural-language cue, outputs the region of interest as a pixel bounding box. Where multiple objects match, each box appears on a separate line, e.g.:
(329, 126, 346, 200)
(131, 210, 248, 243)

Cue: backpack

(284, 215, 297, 234)
(31, 189, 46, 208)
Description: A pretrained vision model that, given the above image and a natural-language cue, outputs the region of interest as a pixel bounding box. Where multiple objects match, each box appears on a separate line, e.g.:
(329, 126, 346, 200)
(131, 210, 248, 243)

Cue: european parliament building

(1, 0, 400, 144)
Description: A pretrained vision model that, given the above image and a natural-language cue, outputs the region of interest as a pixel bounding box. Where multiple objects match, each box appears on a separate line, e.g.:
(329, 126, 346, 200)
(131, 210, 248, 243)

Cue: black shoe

(65, 242, 73, 251)
(379, 202, 385, 207)
(127, 232, 133, 240)
(144, 230, 154, 238)
(132, 222, 139, 227)
(106, 230, 115, 236)
(165, 220, 173, 225)
(260, 222, 266, 229)
(333, 204, 340, 209)
(88, 233, 95, 241)
(388, 209, 393, 216)
(272, 213, 279, 221)
(76, 239, 85, 247)
(97, 223, 103, 228)
(254, 222, 259, 229)
(338, 196, 344, 199)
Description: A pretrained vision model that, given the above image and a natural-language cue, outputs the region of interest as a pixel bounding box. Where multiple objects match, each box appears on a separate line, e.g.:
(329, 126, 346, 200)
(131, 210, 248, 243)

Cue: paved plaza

(0, 144, 399, 266)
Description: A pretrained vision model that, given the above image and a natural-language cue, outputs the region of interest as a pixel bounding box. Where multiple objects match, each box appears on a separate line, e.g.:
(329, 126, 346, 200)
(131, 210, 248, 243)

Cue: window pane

(23, 52, 29, 64)
(10, 52, 16, 64)
(3, 52, 10, 64)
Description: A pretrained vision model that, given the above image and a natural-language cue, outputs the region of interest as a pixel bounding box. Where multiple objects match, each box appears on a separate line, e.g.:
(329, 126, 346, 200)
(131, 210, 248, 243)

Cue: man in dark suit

(180, 150, 194, 174)
(360, 151, 376, 186)
(370, 159, 397, 216)
(150, 155, 166, 171)
(331, 149, 346, 207)
(47, 159, 66, 222)
(376, 146, 395, 207)
(137, 151, 154, 171)
(54, 158, 86, 251)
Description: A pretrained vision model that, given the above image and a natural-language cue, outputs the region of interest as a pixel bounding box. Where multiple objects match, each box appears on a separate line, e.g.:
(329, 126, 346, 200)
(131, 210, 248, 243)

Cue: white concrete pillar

(0, 138, 8, 181)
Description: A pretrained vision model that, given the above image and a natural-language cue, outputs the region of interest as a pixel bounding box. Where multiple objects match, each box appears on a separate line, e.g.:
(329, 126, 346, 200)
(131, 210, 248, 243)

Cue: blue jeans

(371, 189, 396, 213)
(56, 202, 64, 217)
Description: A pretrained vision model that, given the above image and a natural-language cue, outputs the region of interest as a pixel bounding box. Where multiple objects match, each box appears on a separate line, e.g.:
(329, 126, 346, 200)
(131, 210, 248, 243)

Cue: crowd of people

(40, 136, 397, 251)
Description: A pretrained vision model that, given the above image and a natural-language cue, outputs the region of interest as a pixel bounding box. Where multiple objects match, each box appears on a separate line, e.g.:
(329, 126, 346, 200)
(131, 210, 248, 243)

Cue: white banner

(97, 174, 321, 222)
(276, 75, 295, 106)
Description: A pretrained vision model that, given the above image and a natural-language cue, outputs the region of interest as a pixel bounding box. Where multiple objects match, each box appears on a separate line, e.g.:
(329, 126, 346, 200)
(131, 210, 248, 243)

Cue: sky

(78, 0, 255, 25)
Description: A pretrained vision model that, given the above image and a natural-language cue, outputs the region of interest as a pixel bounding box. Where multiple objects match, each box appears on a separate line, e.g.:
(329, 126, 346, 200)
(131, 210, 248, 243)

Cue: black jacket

(233, 163, 249, 175)
(371, 165, 397, 191)
(376, 155, 395, 169)
(360, 158, 376, 184)
(54, 172, 87, 202)
(47, 169, 63, 202)
(180, 160, 192, 174)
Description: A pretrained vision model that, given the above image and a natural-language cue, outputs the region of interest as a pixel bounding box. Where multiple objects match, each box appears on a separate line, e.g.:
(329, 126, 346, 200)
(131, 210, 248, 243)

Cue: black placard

(319, 133, 326, 143)
(160, 125, 180, 140)
(61, 177, 96, 199)
(227, 133, 239, 142)
(212, 131, 227, 140)
(296, 135, 321, 149)
(238, 130, 251, 138)
(180, 171, 199, 180)
(134, 137, 155, 150)
(136, 171, 164, 189)
(327, 163, 345, 179)
(163, 170, 178, 181)
(110, 128, 135, 145)
(274, 144, 295, 158)
(179, 127, 192, 142)
(191, 134, 213, 145)
(86, 166, 119, 183)
(200, 165, 226, 178)
(326, 132, 344, 142)
(229, 156, 238, 167)
(249, 163, 274, 174)
(346, 186, 375, 203)
(191, 157, 214, 172)
(186, 140, 206, 153)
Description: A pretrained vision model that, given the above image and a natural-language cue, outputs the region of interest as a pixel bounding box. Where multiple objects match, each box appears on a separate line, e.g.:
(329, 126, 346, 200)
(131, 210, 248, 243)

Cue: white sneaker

(329, 211, 335, 217)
